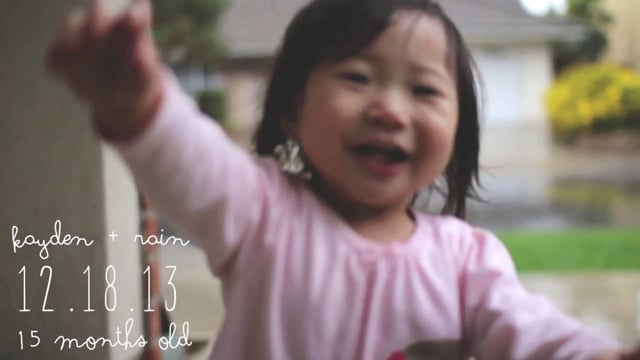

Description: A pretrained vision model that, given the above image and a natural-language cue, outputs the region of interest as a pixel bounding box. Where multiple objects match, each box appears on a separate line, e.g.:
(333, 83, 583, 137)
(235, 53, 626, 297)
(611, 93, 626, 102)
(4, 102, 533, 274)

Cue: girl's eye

(413, 85, 438, 97)
(340, 72, 370, 85)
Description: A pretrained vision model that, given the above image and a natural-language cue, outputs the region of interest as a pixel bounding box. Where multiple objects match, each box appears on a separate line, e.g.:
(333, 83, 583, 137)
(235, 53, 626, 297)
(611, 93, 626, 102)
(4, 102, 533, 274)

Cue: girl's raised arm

(47, 0, 279, 276)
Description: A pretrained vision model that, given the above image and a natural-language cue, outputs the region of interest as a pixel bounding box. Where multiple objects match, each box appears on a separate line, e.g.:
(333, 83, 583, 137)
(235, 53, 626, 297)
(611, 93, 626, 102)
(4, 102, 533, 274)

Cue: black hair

(253, 0, 481, 219)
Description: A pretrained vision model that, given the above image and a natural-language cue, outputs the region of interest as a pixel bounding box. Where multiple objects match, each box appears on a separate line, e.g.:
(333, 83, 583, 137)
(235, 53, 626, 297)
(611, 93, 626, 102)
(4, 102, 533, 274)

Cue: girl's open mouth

(352, 144, 409, 177)
(354, 144, 409, 163)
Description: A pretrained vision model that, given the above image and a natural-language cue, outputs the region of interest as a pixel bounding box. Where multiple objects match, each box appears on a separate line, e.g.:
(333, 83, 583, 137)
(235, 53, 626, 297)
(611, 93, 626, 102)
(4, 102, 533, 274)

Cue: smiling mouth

(353, 144, 409, 164)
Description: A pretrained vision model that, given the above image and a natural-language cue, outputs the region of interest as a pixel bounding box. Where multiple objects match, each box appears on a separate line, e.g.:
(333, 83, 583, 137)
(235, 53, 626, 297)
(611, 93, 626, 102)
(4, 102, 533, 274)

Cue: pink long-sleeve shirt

(115, 76, 619, 359)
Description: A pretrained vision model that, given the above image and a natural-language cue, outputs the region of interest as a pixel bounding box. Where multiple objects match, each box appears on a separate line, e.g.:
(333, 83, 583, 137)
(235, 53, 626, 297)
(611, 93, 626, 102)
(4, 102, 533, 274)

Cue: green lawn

(496, 228, 640, 272)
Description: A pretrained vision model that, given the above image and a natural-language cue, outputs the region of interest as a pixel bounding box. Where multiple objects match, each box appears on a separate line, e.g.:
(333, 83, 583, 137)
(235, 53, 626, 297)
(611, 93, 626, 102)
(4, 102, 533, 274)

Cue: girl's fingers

(61, 8, 87, 51)
(128, 0, 159, 77)
(132, 0, 153, 29)
(107, 1, 157, 74)
(86, 2, 110, 41)
(118, 0, 151, 39)
(46, 8, 86, 75)
(108, 15, 139, 61)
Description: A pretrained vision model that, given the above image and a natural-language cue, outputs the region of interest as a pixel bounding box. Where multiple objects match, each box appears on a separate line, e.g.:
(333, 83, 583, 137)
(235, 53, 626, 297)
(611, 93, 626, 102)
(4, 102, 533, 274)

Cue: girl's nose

(364, 89, 410, 129)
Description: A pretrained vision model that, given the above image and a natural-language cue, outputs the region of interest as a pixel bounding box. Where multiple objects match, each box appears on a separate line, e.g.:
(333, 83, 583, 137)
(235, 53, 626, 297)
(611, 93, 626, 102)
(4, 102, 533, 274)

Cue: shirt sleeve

(110, 71, 276, 276)
(460, 229, 620, 359)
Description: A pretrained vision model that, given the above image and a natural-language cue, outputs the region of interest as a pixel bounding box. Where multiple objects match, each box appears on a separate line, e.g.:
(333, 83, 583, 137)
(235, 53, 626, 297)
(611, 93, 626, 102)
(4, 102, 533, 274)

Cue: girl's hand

(46, 0, 164, 140)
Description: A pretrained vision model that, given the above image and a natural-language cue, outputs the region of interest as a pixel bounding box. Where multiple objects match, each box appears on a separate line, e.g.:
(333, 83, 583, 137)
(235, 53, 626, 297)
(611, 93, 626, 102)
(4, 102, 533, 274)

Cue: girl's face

(292, 11, 458, 223)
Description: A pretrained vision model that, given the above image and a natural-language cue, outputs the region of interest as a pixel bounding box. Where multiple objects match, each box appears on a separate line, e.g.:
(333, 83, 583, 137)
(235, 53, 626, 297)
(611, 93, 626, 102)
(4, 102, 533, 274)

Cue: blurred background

(1, 0, 638, 359)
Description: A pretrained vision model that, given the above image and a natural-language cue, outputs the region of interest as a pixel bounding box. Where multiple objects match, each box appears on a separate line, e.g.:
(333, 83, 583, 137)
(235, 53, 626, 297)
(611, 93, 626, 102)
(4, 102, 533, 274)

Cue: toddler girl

(47, 0, 639, 358)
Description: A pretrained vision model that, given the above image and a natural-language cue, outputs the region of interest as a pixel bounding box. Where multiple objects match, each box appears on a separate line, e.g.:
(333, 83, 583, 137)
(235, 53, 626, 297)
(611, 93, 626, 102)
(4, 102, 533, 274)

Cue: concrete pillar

(0, 0, 142, 359)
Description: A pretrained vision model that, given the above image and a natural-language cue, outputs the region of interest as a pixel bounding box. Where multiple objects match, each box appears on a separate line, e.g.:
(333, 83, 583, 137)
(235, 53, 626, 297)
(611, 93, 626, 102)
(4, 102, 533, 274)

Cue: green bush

(545, 63, 640, 140)
(197, 89, 227, 126)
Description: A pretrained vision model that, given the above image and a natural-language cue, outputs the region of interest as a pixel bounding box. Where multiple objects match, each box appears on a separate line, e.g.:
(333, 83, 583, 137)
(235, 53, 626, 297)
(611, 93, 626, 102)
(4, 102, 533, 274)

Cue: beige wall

(521, 44, 554, 123)
(0, 0, 142, 359)
(603, 0, 640, 70)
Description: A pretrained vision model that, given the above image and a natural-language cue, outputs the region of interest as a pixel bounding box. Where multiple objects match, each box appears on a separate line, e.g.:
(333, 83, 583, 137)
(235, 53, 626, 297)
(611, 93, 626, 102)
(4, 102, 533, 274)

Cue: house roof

(220, 0, 584, 59)
(443, 0, 583, 44)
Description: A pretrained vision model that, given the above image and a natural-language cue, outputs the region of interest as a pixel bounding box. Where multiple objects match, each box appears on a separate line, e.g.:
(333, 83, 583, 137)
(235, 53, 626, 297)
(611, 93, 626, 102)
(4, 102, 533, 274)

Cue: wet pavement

(467, 128, 640, 230)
